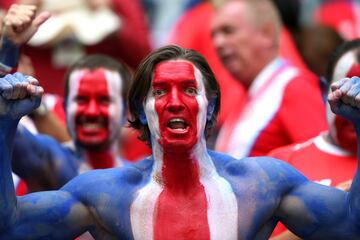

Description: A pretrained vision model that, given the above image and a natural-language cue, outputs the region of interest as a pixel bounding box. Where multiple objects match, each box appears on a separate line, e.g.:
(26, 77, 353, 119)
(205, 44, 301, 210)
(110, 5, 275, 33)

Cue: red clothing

(314, 0, 360, 40)
(269, 133, 357, 236)
(12, 173, 28, 196)
(215, 58, 327, 158)
(1, 0, 151, 95)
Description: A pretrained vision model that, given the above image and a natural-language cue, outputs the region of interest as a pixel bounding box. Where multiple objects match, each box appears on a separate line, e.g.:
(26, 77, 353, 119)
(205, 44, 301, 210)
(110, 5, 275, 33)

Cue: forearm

(0, 36, 20, 76)
(0, 117, 20, 229)
(347, 123, 360, 222)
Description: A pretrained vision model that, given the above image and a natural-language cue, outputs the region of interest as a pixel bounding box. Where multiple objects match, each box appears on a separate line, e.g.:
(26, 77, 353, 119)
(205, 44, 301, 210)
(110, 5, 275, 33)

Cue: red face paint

(73, 69, 112, 150)
(152, 61, 200, 151)
(334, 63, 360, 152)
(151, 61, 210, 240)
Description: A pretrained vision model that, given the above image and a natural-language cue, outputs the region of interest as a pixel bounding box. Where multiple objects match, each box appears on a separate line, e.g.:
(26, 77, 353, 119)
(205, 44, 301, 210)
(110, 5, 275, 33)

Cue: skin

(1, 63, 360, 239)
(211, 0, 277, 88)
(2, 4, 50, 47)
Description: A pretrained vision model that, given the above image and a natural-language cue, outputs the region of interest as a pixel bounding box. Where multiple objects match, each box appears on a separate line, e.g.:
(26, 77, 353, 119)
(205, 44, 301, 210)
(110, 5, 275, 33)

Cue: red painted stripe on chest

(153, 152, 210, 240)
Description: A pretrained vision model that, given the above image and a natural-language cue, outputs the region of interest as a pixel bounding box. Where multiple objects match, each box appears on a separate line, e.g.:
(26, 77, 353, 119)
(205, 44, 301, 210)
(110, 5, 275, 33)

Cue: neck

(82, 144, 119, 169)
(152, 137, 214, 194)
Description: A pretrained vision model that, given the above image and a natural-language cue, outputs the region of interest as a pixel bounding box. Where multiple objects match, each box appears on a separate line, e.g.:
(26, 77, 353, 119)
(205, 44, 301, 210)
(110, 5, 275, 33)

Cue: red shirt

(269, 133, 356, 236)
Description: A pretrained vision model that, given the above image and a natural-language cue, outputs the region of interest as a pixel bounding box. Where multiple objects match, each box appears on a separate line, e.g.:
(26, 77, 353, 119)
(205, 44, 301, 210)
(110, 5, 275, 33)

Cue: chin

(159, 137, 198, 152)
(77, 138, 110, 152)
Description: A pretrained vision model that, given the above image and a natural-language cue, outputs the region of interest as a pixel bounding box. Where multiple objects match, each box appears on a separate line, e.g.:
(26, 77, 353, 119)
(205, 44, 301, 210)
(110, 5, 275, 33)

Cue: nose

(167, 88, 184, 112)
(84, 99, 100, 116)
(212, 31, 225, 52)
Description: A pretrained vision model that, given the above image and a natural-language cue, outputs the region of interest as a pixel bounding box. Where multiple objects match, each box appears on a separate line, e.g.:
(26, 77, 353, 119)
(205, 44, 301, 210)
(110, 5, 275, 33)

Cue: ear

(207, 97, 216, 121)
(260, 21, 276, 48)
(139, 107, 148, 125)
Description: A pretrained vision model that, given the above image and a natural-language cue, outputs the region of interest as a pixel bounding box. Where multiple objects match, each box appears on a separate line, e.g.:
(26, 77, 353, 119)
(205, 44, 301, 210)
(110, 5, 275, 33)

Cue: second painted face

(328, 50, 360, 153)
(144, 60, 208, 151)
(66, 68, 123, 151)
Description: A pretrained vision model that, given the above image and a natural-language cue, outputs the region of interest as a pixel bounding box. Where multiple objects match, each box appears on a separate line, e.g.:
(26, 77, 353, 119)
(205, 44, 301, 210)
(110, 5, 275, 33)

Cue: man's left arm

(276, 77, 360, 239)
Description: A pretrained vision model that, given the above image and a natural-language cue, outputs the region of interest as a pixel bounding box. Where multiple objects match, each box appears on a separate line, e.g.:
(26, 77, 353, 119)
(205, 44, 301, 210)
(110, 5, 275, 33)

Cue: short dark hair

(326, 39, 360, 83)
(63, 54, 132, 110)
(128, 45, 221, 144)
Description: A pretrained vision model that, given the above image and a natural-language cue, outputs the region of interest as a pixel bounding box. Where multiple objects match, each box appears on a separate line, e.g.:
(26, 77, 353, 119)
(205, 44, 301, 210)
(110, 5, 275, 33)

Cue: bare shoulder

(61, 158, 154, 197)
(210, 151, 307, 189)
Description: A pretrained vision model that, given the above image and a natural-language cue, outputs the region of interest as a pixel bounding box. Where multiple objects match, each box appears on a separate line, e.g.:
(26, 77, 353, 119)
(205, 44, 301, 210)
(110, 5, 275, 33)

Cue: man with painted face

(269, 39, 360, 240)
(0, 4, 133, 190)
(12, 54, 132, 190)
(1, 45, 360, 239)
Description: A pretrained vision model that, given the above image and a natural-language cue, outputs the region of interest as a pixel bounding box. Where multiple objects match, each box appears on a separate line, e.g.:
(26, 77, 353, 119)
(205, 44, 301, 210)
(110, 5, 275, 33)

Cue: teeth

(168, 118, 187, 130)
(169, 118, 185, 123)
(83, 123, 102, 130)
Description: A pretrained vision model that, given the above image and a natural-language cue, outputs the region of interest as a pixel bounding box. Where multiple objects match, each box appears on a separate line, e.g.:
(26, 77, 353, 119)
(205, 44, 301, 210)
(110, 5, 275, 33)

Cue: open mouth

(167, 118, 189, 133)
(82, 122, 104, 131)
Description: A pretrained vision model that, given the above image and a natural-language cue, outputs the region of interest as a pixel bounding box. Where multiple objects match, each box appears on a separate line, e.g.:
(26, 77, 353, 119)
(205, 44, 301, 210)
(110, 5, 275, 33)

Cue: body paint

(130, 61, 238, 240)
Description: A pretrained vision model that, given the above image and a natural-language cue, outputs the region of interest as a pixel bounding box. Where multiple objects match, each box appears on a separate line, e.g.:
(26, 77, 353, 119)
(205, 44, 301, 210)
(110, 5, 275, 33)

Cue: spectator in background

(314, 0, 360, 40)
(211, 0, 327, 158)
(269, 38, 360, 240)
(11, 54, 133, 192)
(168, 0, 315, 132)
(0, 0, 151, 96)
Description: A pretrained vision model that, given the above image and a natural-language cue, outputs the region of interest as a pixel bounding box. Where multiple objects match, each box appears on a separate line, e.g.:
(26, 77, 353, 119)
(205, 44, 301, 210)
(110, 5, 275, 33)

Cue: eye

(75, 96, 88, 105)
(184, 87, 197, 96)
(98, 96, 111, 105)
(152, 89, 166, 97)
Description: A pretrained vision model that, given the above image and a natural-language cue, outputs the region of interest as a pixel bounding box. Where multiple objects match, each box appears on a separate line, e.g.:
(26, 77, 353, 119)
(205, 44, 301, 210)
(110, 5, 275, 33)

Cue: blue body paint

(1, 73, 360, 239)
(0, 37, 19, 75)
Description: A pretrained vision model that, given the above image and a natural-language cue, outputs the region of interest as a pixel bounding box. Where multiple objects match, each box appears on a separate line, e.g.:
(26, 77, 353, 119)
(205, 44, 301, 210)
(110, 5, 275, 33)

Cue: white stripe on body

(130, 62, 238, 239)
(12, 172, 20, 189)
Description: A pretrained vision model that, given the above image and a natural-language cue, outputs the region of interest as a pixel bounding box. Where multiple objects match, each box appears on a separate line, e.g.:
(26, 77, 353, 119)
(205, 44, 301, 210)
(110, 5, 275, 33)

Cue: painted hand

(328, 76, 360, 123)
(2, 4, 51, 46)
(0, 72, 43, 119)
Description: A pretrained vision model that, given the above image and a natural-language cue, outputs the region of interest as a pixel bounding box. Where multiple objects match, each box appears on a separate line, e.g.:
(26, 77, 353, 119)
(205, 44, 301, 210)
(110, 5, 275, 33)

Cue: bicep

(276, 181, 352, 238)
(1, 190, 93, 239)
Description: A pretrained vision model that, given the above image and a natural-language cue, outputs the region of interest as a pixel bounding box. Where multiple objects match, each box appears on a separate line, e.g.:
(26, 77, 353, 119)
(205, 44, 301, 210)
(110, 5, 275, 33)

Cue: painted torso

(63, 151, 303, 240)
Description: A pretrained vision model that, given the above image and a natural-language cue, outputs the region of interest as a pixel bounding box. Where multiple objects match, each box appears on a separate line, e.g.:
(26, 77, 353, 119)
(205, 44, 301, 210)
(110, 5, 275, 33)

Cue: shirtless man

(1, 45, 360, 239)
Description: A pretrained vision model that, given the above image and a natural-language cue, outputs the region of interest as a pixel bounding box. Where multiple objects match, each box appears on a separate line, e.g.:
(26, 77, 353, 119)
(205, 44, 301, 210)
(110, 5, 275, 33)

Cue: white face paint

(66, 68, 123, 150)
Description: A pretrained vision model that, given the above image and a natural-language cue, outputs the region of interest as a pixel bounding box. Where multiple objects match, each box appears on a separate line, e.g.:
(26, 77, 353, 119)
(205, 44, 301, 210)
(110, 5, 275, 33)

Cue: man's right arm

(0, 73, 92, 239)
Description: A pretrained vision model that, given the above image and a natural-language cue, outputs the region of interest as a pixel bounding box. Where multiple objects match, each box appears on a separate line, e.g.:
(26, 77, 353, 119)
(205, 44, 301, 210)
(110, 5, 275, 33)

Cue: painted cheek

(335, 116, 357, 152)
(76, 69, 112, 144)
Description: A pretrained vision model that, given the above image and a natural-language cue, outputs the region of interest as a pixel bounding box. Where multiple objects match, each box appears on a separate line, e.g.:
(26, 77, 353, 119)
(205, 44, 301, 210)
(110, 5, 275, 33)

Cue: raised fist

(0, 72, 43, 119)
(328, 76, 360, 123)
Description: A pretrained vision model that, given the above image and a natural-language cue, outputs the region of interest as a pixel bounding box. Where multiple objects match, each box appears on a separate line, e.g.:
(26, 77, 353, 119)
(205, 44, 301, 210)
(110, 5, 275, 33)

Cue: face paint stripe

(150, 61, 210, 239)
(131, 180, 163, 240)
(67, 70, 85, 140)
(104, 70, 123, 144)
